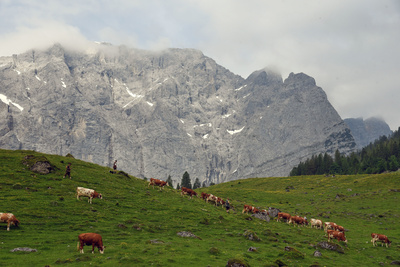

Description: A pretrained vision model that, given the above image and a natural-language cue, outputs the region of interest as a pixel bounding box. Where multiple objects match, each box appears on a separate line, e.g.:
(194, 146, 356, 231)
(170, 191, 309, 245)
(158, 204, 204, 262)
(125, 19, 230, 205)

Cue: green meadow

(0, 149, 399, 266)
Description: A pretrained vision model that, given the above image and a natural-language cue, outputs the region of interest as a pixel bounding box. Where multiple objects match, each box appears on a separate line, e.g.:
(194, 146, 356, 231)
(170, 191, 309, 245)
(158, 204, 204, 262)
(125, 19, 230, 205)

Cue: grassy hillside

(0, 149, 399, 266)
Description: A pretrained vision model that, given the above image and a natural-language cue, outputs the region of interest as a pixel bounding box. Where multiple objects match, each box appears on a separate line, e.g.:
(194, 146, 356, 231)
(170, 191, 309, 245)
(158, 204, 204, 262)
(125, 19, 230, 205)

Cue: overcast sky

(1, 0, 399, 130)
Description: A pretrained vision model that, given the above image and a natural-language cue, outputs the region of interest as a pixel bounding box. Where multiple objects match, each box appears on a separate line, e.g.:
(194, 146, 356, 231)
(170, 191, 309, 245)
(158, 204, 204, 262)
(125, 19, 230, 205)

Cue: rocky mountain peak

(344, 117, 393, 149)
(246, 69, 283, 86)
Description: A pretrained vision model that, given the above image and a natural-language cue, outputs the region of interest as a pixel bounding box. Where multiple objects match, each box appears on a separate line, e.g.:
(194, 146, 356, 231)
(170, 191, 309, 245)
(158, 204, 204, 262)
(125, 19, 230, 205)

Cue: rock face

(0, 44, 356, 186)
(344, 117, 392, 149)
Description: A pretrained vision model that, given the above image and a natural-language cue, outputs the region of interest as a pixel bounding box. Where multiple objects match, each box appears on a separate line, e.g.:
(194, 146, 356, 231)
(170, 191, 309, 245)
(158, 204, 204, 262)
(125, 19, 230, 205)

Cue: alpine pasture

(0, 149, 399, 266)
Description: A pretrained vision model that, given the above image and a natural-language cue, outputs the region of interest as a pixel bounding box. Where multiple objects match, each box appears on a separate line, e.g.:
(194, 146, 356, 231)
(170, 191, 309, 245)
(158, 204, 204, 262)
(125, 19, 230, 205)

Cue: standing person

(63, 163, 72, 179)
(113, 160, 117, 173)
(225, 198, 231, 213)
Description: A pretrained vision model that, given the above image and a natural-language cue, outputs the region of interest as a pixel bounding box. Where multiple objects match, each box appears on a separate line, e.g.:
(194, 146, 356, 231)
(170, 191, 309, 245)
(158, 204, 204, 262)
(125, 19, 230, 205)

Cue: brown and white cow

(205, 194, 217, 204)
(327, 230, 347, 243)
(181, 187, 198, 199)
(77, 187, 103, 204)
(148, 178, 168, 191)
(0, 213, 20, 231)
(242, 204, 260, 214)
(371, 233, 391, 248)
(289, 216, 308, 227)
(310, 218, 323, 229)
(77, 233, 104, 254)
(324, 222, 338, 232)
(334, 224, 345, 232)
(206, 194, 224, 206)
(277, 212, 291, 223)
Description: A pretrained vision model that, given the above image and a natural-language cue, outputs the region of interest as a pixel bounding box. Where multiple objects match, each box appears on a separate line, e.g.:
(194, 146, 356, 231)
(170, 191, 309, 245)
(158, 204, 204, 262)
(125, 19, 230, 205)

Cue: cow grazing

(289, 216, 307, 227)
(206, 194, 221, 206)
(324, 222, 338, 232)
(310, 218, 323, 229)
(242, 204, 260, 214)
(277, 212, 291, 223)
(334, 224, 345, 232)
(371, 233, 391, 248)
(181, 187, 198, 199)
(0, 213, 20, 231)
(148, 178, 168, 191)
(327, 230, 347, 243)
(76, 187, 103, 204)
(200, 192, 210, 200)
(77, 233, 104, 254)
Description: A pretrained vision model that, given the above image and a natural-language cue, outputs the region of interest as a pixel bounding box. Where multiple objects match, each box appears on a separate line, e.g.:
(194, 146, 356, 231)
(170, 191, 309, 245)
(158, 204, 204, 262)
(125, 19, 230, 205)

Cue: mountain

(0, 44, 356, 186)
(344, 117, 393, 149)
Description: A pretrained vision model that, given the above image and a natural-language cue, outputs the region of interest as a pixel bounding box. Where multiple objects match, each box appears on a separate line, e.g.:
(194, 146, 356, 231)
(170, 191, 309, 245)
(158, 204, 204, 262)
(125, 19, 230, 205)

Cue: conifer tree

(181, 171, 192, 189)
(193, 178, 201, 189)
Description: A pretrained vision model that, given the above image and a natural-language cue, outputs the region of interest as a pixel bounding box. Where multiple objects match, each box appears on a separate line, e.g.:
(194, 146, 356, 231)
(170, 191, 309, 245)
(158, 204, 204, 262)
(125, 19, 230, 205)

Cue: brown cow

(289, 216, 307, 227)
(200, 192, 210, 200)
(334, 224, 345, 232)
(242, 204, 260, 214)
(277, 212, 291, 223)
(327, 230, 347, 243)
(181, 187, 198, 199)
(78, 233, 104, 254)
(371, 233, 391, 248)
(0, 213, 20, 231)
(148, 178, 168, 191)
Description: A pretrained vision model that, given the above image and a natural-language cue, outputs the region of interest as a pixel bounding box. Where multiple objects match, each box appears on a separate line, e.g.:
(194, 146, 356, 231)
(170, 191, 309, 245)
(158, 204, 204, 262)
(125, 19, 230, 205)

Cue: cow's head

(99, 246, 104, 254)
(13, 218, 20, 227)
(98, 193, 103, 199)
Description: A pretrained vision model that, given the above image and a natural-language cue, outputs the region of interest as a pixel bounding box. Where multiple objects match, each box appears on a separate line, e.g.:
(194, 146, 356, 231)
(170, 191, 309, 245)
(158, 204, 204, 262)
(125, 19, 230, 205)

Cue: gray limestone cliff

(344, 117, 392, 149)
(0, 44, 356, 186)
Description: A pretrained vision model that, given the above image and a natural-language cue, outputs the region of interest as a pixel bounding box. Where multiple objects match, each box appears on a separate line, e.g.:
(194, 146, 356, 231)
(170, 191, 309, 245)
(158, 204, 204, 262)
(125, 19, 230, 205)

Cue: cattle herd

(1, 178, 393, 255)
(274, 212, 391, 247)
(178, 185, 392, 249)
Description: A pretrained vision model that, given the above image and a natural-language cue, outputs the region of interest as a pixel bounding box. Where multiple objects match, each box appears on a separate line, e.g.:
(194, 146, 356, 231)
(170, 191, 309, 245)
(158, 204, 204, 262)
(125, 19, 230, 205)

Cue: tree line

(290, 127, 400, 176)
(165, 171, 211, 189)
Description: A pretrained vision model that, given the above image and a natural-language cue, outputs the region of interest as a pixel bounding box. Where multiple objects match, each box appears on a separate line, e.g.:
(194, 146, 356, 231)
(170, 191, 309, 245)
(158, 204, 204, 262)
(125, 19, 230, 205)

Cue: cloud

(0, 19, 92, 55)
(1, 0, 399, 129)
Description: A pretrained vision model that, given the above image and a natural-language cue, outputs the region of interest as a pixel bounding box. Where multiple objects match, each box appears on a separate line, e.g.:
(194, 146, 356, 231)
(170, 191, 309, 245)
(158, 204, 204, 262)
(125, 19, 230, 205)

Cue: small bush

(209, 247, 220, 255)
(13, 183, 23, 189)
(226, 257, 249, 267)
(243, 230, 261, 241)
(200, 217, 210, 225)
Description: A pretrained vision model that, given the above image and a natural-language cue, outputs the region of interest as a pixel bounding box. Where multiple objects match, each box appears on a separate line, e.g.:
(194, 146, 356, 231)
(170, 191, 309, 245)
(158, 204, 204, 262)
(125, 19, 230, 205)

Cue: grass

(0, 148, 399, 266)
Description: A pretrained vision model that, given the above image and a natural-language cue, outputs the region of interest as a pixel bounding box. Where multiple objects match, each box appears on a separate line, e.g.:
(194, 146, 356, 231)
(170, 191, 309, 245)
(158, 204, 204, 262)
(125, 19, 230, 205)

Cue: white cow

(310, 218, 323, 229)
(76, 187, 103, 204)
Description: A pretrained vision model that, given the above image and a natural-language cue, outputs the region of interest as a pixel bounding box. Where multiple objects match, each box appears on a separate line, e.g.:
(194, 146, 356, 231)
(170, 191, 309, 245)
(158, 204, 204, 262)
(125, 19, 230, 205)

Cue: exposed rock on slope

(344, 117, 393, 149)
(0, 44, 356, 185)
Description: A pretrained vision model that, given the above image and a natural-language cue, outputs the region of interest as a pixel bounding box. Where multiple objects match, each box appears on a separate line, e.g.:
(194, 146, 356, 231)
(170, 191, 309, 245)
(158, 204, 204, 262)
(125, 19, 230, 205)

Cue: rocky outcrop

(0, 44, 356, 186)
(344, 117, 392, 149)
